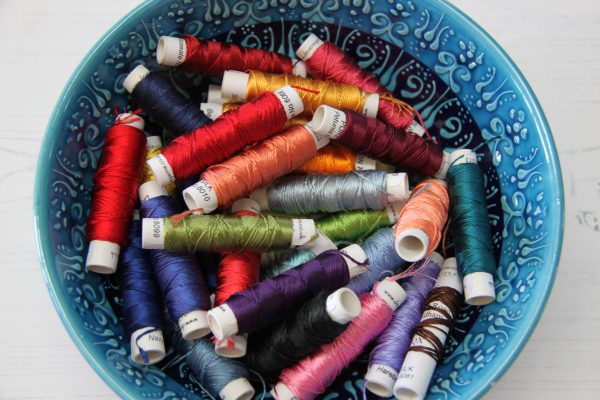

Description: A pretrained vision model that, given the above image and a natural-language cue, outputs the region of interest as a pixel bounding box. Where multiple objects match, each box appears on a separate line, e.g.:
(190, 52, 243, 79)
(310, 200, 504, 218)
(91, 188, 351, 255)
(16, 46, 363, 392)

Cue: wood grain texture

(0, 0, 598, 398)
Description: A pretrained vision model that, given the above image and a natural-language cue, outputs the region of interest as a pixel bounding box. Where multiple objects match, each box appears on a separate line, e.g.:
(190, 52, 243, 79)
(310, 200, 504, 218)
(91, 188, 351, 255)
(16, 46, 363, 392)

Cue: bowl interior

(34, 0, 563, 399)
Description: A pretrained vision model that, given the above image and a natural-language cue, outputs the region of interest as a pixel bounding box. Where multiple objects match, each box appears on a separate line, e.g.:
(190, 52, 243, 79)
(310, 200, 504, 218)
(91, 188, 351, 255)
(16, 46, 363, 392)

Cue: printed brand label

(274, 87, 300, 119)
(355, 155, 376, 171)
(291, 219, 316, 247)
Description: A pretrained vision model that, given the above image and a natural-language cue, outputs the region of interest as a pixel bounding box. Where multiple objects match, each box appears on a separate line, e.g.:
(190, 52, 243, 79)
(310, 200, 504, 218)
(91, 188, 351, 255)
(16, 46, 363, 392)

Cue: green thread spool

(315, 202, 404, 245)
(447, 149, 496, 306)
(141, 214, 316, 253)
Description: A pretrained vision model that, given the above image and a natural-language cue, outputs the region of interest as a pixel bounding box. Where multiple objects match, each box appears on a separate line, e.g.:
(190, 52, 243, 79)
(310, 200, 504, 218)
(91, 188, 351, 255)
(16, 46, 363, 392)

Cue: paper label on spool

(130, 327, 165, 365)
(365, 364, 398, 397)
(295, 33, 324, 60)
(291, 219, 316, 247)
(362, 93, 380, 118)
(142, 218, 165, 250)
(393, 351, 438, 400)
(374, 279, 407, 311)
(200, 103, 223, 120)
(146, 136, 163, 149)
(147, 154, 176, 186)
(355, 155, 377, 171)
(179, 310, 210, 340)
(314, 105, 347, 139)
(139, 180, 168, 203)
(182, 179, 219, 214)
(123, 65, 150, 93)
(449, 149, 478, 166)
(385, 200, 406, 223)
(274, 86, 304, 119)
(434, 151, 452, 179)
(304, 124, 330, 150)
(207, 84, 225, 104)
(157, 36, 186, 66)
(408, 121, 427, 137)
(386, 173, 410, 202)
(231, 198, 261, 214)
(219, 377, 255, 400)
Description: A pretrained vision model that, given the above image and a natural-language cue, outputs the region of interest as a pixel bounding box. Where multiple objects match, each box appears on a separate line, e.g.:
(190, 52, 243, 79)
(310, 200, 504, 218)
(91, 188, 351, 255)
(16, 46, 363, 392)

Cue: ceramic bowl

(34, 0, 563, 399)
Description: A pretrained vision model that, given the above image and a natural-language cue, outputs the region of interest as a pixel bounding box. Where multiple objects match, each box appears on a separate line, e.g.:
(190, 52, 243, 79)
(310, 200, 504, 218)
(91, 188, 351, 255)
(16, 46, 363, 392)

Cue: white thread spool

(85, 114, 145, 275)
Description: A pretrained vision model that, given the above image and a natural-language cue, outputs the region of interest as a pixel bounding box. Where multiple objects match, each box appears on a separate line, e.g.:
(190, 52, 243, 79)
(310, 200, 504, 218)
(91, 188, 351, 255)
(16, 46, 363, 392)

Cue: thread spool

(272, 278, 408, 400)
(296, 33, 417, 131)
(207, 245, 368, 339)
(312, 105, 450, 178)
(245, 288, 361, 381)
(260, 230, 337, 280)
(119, 216, 165, 365)
(222, 70, 380, 117)
(139, 136, 171, 203)
(393, 258, 464, 400)
(169, 326, 255, 400)
(295, 144, 390, 174)
(123, 65, 211, 136)
(249, 171, 410, 215)
(214, 199, 261, 358)
(347, 227, 408, 295)
(147, 85, 304, 186)
(182, 124, 329, 213)
(86, 113, 146, 274)
(364, 253, 442, 397)
(394, 179, 449, 262)
(447, 149, 496, 306)
(142, 214, 316, 253)
(200, 102, 311, 129)
(157, 35, 307, 77)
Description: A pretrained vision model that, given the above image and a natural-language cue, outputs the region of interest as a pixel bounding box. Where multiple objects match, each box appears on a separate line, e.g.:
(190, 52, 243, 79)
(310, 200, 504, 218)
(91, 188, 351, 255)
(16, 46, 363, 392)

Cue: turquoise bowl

(34, 0, 563, 399)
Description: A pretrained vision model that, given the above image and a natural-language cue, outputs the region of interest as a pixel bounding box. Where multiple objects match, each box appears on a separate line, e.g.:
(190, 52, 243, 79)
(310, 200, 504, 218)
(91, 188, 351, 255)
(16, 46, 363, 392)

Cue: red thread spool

(182, 124, 329, 213)
(312, 105, 450, 178)
(86, 114, 147, 274)
(156, 35, 307, 77)
(214, 199, 262, 358)
(297, 34, 416, 131)
(147, 86, 304, 187)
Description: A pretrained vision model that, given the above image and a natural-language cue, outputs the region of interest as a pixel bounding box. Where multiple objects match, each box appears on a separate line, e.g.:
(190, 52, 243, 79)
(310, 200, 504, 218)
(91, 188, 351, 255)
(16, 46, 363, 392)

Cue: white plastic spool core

(393, 351, 436, 400)
(387, 173, 411, 202)
(207, 304, 239, 340)
(362, 93, 380, 118)
(434, 151, 452, 179)
(249, 187, 269, 210)
(123, 65, 150, 93)
(449, 148, 477, 166)
(146, 135, 163, 149)
(395, 228, 430, 262)
(130, 328, 165, 365)
(292, 60, 307, 77)
(200, 103, 224, 120)
(118, 112, 145, 131)
(463, 272, 496, 306)
(325, 287, 361, 324)
(219, 377, 255, 400)
(305, 123, 330, 150)
(86, 240, 120, 274)
(231, 198, 261, 214)
(312, 105, 347, 139)
(182, 180, 219, 214)
(156, 36, 186, 66)
(340, 244, 368, 278)
(208, 84, 225, 104)
(147, 153, 176, 187)
(214, 334, 248, 358)
(271, 383, 297, 400)
(139, 180, 169, 203)
(221, 70, 250, 101)
(428, 251, 445, 268)
(179, 310, 210, 340)
(365, 363, 398, 398)
(141, 218, 165, 250)
(408, 121, 427, 137)
(385, 200, 406, 223)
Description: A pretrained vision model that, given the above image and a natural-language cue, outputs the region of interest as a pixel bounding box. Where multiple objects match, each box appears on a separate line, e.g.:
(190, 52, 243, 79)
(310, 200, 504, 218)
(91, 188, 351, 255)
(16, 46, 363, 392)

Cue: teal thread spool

(447, 149, 496, 306)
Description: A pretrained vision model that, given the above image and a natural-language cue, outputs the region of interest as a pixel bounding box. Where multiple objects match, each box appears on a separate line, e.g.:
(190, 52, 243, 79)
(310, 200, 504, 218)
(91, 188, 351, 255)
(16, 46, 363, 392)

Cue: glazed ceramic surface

(34, 0, 563, 399)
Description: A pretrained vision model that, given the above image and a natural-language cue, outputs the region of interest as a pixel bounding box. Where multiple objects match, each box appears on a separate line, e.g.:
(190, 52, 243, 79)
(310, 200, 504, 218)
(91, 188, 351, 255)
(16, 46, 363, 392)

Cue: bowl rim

(33, 0, 564, 399)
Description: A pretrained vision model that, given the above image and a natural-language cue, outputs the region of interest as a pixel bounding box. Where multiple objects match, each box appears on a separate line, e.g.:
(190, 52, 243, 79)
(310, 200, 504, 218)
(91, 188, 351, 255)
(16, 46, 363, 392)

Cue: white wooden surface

(0, 0, 598, 398)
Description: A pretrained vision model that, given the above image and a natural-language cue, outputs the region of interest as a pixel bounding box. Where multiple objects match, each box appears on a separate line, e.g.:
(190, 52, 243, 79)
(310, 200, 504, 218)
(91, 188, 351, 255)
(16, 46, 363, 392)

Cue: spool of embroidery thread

(295, 144, 390, 174)
(139, 141, 212, 340)
(138, 136, 172, 202)
(296, 33, 421, 133)
(393, 258, 464, 400)
(221, 70, 380, 117)
(119, 214, 165, 365)
(169, 325, 255, 400)
(123, 65, 211, 136)
(364, 253, 442, 397)
(394, 179, 449, 262)
(272, 278, 408, 400)
(447, 149, 496, 305)
(86, 113, 146, 274)
(214, 199, 262, 358)
(207, 245, 368, 339)
(157, 35, 307, 77)
(200, 102, 310, 128)
(141, 214, 317, 253)
(311, 105, 450, 178)
(347, 226, 408, 295)
(146, 85, 304, 186)
(245, 287, 361, 382)
(260, 230, 337, 279)
(249, 171, 410, 215)
(182, 124, 330, 213)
